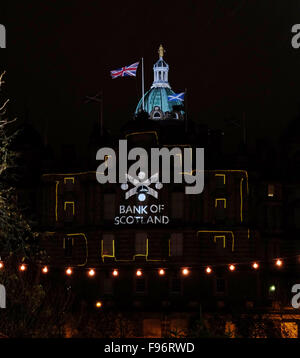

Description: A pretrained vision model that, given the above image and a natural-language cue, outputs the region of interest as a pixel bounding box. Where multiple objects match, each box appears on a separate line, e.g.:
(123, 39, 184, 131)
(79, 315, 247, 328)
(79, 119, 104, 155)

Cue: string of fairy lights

(1, 256, 299, 277)
(1, 256, 299, 309)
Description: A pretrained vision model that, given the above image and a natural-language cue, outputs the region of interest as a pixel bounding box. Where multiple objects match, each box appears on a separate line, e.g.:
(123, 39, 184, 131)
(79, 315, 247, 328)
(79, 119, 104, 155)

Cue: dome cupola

(151, 45, 170, 89)
(135, 45, 184, 120)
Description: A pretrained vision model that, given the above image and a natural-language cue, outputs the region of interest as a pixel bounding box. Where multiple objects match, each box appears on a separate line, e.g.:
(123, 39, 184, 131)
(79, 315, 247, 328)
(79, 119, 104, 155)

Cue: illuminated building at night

(25, 46, 300, 337)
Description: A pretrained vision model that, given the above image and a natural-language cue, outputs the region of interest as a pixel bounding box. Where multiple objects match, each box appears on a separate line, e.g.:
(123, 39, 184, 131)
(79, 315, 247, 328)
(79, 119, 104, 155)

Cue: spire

(151, 44, 170, 89)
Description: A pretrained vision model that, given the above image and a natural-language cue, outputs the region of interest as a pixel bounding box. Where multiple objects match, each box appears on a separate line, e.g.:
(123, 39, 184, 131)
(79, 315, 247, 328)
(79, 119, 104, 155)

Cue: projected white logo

(115, 171, 169, 225)
(121, 172, 163, 202)
(96, 139, 205, 225)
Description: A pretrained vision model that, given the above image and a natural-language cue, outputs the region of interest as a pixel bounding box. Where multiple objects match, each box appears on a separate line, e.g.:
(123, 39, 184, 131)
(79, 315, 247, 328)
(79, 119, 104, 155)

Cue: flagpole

(141, 57, 145, 111)
(184, 88, 188, 133)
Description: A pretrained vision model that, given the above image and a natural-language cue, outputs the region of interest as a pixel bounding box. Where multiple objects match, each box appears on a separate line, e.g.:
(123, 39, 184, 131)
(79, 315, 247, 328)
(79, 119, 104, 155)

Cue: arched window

(153, 112, 161, 119)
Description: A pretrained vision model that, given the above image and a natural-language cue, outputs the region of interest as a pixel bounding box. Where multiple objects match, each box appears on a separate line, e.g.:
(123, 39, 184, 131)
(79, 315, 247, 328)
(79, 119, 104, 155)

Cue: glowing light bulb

(42, 266, 48, 274)
(229, 264, 235, 271)
(205, 266, 212, 274)
(0, 262, 3, 269)
(269, 285, 276, 292)
(136, 269, 142, 277)
(182, 268, 189, 276)
(95, 301, 102, 308)
(158, 269, 165, 276)
(66, 267, 73, 276)
(19, 264, 26, 272)
(275, 259, 283, 267)
(252, 262, 259, 270)
(112, 269, 119, 277)
(88, 269, 95, 277)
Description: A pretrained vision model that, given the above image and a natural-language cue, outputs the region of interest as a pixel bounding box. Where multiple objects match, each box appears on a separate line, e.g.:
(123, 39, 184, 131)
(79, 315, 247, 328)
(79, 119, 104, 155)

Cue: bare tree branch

(0, 99, 9, 112)
(0, 70, 6, 87)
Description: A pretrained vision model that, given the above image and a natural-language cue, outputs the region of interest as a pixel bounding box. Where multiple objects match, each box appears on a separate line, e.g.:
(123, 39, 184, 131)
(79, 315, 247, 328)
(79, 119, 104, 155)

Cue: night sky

(1, 0, 300, 159)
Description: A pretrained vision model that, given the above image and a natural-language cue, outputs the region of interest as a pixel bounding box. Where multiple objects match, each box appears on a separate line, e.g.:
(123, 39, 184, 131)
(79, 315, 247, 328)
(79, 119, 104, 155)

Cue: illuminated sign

(114, 204, 169, 225)
(96, 140, 204, 225)
(115, 171, 169, 225)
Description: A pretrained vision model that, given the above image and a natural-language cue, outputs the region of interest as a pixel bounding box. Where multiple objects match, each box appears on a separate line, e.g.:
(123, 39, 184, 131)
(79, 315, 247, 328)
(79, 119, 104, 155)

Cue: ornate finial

(158, 44, 165, 58)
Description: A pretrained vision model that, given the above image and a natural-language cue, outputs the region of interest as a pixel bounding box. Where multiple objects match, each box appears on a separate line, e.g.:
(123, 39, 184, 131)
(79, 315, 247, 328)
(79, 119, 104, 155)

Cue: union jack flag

(110, 61, 139, 79)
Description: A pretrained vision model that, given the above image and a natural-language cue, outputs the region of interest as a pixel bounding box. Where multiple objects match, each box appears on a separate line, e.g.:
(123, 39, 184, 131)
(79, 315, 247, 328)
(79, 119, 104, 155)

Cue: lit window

(215, 198, 226, 222)
(135, 233, 147, 256)
(215, 174, 226, 188)
(267, 184, 275, 197)
(170, 233, 183, 257)
(214, 235, 226, 254)
(64, 177, 75, 192)
(215, 198, 226, 208)
(102, 234, 114, 257)
(64, 201, 75, 222)
(64, 177, 75, 184)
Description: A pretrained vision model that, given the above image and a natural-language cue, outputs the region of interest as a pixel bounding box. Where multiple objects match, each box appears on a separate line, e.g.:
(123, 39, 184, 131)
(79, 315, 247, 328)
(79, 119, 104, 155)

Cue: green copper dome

(135, 45, 184, 120)
(135, 87, 183, 116)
